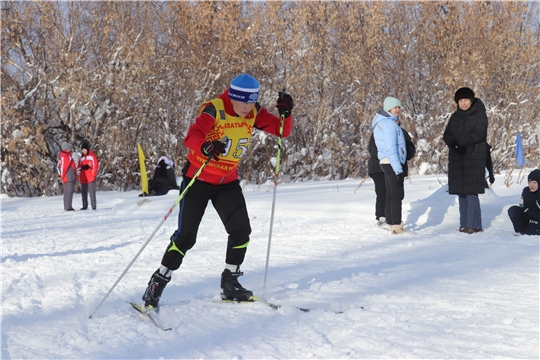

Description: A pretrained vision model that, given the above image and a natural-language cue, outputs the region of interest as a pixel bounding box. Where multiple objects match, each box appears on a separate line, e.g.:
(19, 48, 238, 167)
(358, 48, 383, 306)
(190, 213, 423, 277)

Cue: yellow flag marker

(137, 142, 148, 195)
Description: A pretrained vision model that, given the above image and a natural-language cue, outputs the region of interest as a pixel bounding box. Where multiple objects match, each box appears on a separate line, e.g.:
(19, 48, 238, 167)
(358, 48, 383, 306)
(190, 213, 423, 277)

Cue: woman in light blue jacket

(372, 97, 407, 234)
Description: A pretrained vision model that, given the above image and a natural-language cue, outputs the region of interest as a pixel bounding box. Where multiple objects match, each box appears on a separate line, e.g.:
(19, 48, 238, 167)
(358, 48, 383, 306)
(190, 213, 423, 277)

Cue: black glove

(276, 90, 294, 118)
(81, 165, 90, 170)
(201, 140, 226, 161)
(489, 174, 495, 184)
(456, 146, 467, 156)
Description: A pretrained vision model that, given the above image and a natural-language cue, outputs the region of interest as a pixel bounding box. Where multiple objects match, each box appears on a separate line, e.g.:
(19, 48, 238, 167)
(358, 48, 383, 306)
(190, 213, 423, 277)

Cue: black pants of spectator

(380, 164, 405, 226)
(369, 172, 386, 221)
(161, 178, 252, 271)
(81, 182, 97, 210)
(508, 205, 540, 235)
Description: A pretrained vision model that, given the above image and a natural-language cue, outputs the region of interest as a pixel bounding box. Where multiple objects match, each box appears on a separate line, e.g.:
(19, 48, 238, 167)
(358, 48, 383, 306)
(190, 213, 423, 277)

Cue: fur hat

(454, 87, 475, 103)
(383, 97, 401, 112)
(229, 74, 260, 104)
(81, 141, 90, 151)
(61, 142, 72, 151)
(528, 169, 540, 184)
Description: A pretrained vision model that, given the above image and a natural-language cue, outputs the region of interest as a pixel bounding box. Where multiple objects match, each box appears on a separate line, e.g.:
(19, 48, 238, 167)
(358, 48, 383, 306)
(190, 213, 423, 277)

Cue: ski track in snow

(1, 175, 538, 359)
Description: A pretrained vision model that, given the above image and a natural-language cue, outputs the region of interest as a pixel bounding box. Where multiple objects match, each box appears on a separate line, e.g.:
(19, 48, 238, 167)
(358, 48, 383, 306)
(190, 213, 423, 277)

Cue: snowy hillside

(1, 174, 538, 359)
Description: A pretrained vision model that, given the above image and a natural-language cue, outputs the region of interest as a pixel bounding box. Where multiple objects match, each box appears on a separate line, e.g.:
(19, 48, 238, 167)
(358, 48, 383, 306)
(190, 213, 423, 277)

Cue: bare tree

(2, 1, 539, 196)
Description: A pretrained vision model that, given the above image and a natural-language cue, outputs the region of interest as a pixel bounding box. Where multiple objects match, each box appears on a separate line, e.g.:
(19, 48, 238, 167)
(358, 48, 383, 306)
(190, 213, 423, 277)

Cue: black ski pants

(161, 178, 252, 271)
(369, 172, 386, 221)
(380, 164, 405, 226)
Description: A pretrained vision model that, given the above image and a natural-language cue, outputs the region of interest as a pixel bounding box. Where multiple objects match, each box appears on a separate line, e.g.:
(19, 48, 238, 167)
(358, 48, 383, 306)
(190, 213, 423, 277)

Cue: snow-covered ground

(1, 174, 538, 359)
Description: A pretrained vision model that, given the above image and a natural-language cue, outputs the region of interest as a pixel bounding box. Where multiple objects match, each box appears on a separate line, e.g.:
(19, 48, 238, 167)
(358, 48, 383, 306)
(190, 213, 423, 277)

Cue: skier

(507, 169, 540, 236)
(443, 87, 488, 234)
(141, 74, 294, 310)
(78, 141, 99, 210)
(57, 142, 78, 211)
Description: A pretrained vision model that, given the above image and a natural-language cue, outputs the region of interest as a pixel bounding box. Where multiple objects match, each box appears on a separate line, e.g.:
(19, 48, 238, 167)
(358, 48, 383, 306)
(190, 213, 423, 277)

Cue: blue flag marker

(516, 132, 525, 167)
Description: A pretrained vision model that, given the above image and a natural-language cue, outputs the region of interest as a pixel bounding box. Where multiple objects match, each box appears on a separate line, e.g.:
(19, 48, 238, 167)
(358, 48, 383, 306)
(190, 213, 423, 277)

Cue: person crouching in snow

(78, 141, 99, 210)
(57, 142, 78, 211)
(145, 156, 179, 196)
(140, 74, 294, 310)
(507, 169, 540, 236)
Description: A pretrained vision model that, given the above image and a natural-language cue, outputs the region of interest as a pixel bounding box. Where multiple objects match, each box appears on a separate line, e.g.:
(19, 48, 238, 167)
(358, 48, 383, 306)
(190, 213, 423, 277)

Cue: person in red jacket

(141, 74, 294, 310)
(78, 141, 99, 210)
(57, 142, 78, 211)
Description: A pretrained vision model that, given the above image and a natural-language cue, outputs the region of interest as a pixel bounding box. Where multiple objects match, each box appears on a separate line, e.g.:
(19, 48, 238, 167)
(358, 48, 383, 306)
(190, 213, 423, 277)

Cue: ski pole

(89, 137, 228, 319)
(262, 90, 286, 300)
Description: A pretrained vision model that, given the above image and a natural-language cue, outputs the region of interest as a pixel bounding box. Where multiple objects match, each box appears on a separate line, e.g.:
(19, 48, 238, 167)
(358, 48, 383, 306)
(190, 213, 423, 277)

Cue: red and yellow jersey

(185, 90, 293, 185)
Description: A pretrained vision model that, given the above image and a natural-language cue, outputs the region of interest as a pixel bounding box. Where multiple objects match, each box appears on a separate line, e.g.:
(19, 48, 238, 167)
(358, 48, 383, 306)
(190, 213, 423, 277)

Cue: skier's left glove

(201, 140, 226, 161)
(489, 174, 495, 184)
(276, 90, 294, 118)
(81, 165, 90, 170)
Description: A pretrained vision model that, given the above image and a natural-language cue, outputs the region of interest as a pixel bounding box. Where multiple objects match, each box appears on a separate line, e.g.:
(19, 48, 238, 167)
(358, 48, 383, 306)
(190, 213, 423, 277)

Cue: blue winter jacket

(371, 110, 407, 175)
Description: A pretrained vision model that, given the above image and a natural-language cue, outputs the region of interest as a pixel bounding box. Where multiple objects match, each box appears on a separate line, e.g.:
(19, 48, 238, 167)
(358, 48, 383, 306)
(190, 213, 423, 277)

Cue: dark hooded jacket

(443, 98, 488, 195)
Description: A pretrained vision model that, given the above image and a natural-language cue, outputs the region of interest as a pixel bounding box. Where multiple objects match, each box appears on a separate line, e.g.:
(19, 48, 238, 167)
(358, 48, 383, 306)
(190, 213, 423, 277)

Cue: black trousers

(161, 178, 252, 270)
(380, 164, 405, 226)
(370, 172, 386, 220)
(508, 206, 540, 235)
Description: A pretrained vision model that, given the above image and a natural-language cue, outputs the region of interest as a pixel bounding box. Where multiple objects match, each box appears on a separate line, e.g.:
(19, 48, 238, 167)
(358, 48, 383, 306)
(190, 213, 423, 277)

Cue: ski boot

(221, 267, 254, 302)
(142, 266, 171, 311)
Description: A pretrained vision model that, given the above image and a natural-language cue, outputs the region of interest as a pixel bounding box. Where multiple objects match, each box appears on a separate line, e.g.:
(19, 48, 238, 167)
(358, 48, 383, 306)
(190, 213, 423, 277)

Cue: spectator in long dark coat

(443, 87, 488, 234)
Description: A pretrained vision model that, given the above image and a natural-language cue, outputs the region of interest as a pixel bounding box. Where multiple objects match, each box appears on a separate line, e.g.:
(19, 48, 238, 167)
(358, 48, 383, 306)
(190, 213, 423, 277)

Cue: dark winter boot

(221, 268, 253, 301)
(142, 267, 171, 310)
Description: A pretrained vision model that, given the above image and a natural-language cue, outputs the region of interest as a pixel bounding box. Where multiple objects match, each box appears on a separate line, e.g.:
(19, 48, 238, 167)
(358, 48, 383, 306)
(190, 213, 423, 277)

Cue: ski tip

(267, 303, 281, 310)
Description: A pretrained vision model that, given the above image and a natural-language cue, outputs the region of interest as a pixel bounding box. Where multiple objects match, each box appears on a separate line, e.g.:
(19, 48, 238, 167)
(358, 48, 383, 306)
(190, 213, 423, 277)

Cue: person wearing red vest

(78, 141, 99, 210)
(57, 142, 78, 211)
(141, 74, 294, 310)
